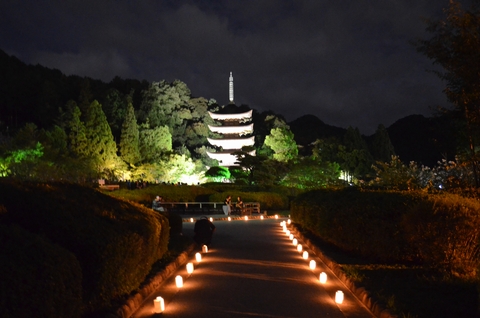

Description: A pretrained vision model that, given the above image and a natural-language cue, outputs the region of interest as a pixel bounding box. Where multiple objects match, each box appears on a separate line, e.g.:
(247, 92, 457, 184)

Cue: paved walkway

(131, 217, 375, 317)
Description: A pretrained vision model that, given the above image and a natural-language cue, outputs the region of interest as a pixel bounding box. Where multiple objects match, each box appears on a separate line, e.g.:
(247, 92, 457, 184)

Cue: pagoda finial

(229, 72, 234, 103)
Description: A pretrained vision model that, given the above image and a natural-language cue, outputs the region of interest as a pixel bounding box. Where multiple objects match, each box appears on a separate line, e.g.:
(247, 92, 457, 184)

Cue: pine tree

(84, 100, 118, 171)
(371, 124, 395, 162)
(139, 121, 172, 163)
(119, 100, 141, 165)
(65, 102, 89, 158)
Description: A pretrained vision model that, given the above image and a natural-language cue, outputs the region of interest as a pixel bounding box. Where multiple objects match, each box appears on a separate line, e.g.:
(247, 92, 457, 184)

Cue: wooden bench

(100, 184, 120, 191)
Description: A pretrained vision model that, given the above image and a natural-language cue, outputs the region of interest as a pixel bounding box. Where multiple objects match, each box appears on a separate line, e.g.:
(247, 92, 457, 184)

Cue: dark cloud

(0, 0, 459, 134)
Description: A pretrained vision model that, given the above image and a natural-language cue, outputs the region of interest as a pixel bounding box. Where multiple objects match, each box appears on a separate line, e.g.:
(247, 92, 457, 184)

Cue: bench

(100, 185, 120, 191)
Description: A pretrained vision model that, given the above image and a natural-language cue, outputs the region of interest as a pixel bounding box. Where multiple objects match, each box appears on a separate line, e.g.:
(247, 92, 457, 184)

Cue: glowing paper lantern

(292, 238, 298, 246)
(297, 244, 303, 252)
(244, 216, 248, 220)
(289, 234, 294, 240)
(335, 290, 344, 304)
(302, 251, 309, 259)
(153, 296, 165, 313)
(309, 260, 316, 270)
(186, 262, 194, 274)
(202, 245, 208, 253)
(228, 216, 231, 221)
(190, 218, 194, 223)
(280, 221, 285, 227)
(175, 275, 183, 288)
(286, 230, 290, 236)
(209, 217, 213, 222)
(260, 215, 264, 219)
(287, 219, 291, 224)
(195, 252, 202, 262)
(319, 272, 327, 284)
(275, 214, 279, 219)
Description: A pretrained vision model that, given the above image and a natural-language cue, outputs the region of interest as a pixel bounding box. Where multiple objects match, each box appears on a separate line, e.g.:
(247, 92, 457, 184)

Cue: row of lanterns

(280, 220, 345, 305)
(153, 245, 209, 313)
(188, 214, 280, 223)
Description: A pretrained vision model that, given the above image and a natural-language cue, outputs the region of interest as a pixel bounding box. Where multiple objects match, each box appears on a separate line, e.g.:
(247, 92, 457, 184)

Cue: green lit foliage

(205, 166, 231, 182)
(282, 157, 341, 189)
(133, 154, 203, 184)
(138, 121, 172, 163)
(119, 100, 141, 166)
(371, 156, 422, 190)
(264, 127, 298, 162)
(84, 100, 119, 173)
(0, 142, 44, 178)
(233, 147, 268, 185)
(64, 101, 89, 158)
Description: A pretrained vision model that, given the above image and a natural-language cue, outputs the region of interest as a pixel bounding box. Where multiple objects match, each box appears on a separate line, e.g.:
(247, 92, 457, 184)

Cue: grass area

(298, 226, 480, 318)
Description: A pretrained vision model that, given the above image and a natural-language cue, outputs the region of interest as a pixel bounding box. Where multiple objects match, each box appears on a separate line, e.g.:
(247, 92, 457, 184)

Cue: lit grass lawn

(300, 229, 480, 318)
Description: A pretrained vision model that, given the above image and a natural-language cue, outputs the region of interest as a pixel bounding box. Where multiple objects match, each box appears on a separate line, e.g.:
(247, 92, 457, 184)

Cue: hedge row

(291, 188, 480, 277)
(0, 180, 169, 316)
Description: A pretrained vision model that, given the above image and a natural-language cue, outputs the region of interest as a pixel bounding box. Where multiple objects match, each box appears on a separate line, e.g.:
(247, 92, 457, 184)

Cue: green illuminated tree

(264, 127, 298, 162)
(415, 1, 480, 187)
(84, 100, 118, 172)
(138, 121, 172, 163)
(119, 100, 141, 165)
(64, 102, 89, 158)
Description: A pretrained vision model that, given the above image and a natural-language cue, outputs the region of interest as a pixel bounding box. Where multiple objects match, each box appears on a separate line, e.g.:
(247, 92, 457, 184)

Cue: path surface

(132, 217, 375, 318)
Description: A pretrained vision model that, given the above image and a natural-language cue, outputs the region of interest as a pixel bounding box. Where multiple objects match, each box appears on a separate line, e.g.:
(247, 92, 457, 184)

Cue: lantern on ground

(309, 260, 316, 270)
(302, 251, 309, 259)
(195, 252, 202, 262)
(202, 245, 208, 253)
(319, 272, 327, 284)
(297, 244, 303, 252)
(175, 275, 183, 288)
(244, 216, 248, 220)
(228, 216, 231, 221)
(275, 214, 279, 219)
(292, 238, 298, 246)
(209, 217, 213, 222)
(287, 219, 291, 224)
(186, 262, 194, 274)
(153, 296, 165, 313)
(335, 290, 344, 304)
(289, 234, 294, 240)
(190, 218, 194, 222)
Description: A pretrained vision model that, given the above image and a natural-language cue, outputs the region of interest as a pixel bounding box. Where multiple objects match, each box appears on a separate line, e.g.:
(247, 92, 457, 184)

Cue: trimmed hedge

(291, 188, 480, 276)
(0, 180, 169, 315)
(0, 223, 83, 318)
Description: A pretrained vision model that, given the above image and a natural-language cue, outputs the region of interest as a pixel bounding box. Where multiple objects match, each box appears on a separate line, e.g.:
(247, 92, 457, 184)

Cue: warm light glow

(202, 245, 208, 253)
(287, 219, 291, 224)
(335, 290, 344, 304)
(228, 216, 231, 221)
(280, 221, 285, 227)
(175, 275, 183, 288)
(275, 214, 279, 219)
(289, 234, 294, 240)
(190, 218, 194, 222)
(153, 296, 165, 313)
(297, 244, 303, 252)
(186, 262, 194, 274)
(244, 216, 248, 220)
(293, 238, 298, 246)
(319, 272, 327, 284)
(303, 251, 309, 259)
(195, 252, 202, 262)
(209, 217, 213, 222)
(309, 260, 316, 270)
(286, 230, 290, 236)
(260, 215, 264, 220)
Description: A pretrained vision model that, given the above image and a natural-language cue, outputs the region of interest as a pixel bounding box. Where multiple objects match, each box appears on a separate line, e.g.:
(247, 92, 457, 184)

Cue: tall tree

(64, 101, 89, 158)
(264, 127, 298, 162)
(416, 0, 480, 186)
(119, 100, 141, 165)
(370, 124, 396, 162)
(138, 121, 172, 163)
(84, 100, 118, 172)
(342, 126, 374, 181)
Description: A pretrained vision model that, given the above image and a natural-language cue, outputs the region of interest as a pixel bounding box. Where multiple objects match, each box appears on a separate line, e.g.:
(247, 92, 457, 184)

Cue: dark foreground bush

(0, 180, 169, 315)
(291, 188, 480, 276)
(0, 223, 83, 318)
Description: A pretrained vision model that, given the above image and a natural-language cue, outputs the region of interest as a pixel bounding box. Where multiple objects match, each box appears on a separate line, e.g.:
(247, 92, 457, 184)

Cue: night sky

(0, 0, 465, 135)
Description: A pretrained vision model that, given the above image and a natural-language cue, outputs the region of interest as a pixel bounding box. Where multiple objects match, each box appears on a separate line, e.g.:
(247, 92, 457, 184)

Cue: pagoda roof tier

(208, 109, 252, 120)
(208, 123, 253, 135)
(207, 136, 255, 149)
(207, 150, 256, 166)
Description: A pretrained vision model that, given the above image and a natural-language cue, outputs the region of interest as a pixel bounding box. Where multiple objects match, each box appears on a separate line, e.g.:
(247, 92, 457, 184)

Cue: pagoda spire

(229, 72, 234, 103)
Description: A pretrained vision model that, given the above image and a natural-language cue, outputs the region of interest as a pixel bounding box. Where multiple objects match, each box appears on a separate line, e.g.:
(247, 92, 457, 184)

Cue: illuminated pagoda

(206, 72, 255, 166)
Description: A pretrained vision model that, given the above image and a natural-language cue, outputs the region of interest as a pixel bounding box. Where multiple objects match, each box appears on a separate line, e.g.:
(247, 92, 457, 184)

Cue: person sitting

(194, 216, 216, 247)
(152, 196, 165, 212)
(235, 196, 244, 215)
